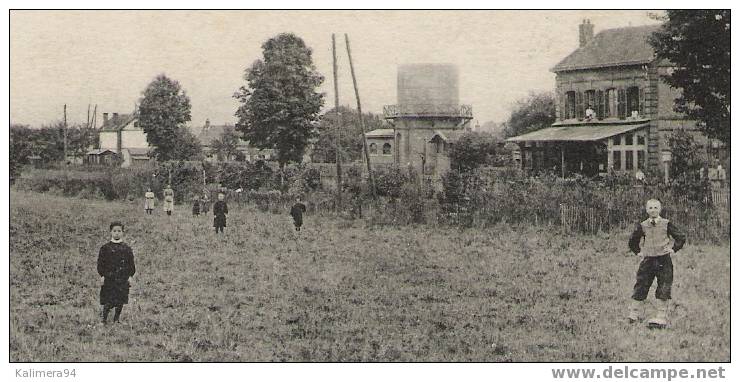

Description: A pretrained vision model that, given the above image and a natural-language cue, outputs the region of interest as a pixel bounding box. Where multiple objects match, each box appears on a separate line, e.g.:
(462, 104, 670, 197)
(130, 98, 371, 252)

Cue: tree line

(11, 12, 729, 181)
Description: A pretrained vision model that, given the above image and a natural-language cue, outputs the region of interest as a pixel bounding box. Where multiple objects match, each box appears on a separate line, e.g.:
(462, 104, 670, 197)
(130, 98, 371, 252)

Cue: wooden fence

(559, 192, 730, 242)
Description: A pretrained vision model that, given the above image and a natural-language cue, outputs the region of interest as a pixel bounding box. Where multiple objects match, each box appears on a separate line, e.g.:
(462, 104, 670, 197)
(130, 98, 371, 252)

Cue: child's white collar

(110, 239, 123, 244)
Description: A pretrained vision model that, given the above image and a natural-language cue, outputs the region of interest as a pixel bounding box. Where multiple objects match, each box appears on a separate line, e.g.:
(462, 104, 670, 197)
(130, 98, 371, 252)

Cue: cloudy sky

(10, 10, 662, 128)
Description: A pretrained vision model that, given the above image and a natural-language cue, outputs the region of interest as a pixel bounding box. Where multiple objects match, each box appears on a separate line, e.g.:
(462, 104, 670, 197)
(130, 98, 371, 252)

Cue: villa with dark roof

(508, 20, 719, 178)
(95, 111, 152, 167)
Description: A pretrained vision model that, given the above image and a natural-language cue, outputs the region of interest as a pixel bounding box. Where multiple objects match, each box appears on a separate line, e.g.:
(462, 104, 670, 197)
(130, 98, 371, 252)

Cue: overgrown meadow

(10, 190, 730, 362)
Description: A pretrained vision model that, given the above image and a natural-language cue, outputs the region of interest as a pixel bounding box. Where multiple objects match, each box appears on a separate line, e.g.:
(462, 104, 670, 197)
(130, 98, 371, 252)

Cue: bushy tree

(10, 124, 33, 181)
(448, 131, 504, 172)
(234, 33, 324, 170)
(66, 125, 99, 161)
(170, 129, 203, 161)
(668, 129, 711, 202)
(505, 92, 556, 138)
(650, 10, 731, 146)
(139, 74, 193, 161)
(209, 126, 241, 161)
(33, 124, 66, 163)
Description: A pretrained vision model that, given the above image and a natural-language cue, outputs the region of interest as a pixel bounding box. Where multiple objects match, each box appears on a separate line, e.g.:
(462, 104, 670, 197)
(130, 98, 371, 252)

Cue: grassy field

(9, 190, 730, 362)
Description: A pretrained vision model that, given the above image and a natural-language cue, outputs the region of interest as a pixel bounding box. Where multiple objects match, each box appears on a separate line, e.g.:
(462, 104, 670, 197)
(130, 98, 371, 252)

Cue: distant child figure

(163, 185, 175, 216)
(213, 192, 228, 234)
(144, 187, 155, 215)
(201, 191, 210, 214)
(290, 197, 307, 232)
(627, 199, 686, 328)
(97, 222, 136, 324)
(192, 196, 201, 217)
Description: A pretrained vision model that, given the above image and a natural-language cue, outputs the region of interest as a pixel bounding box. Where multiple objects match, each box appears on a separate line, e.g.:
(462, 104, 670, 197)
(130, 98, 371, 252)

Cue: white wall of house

(121, 130, 148, 148)
(99, 129, 148, 150)
(99, 132, 118, 150)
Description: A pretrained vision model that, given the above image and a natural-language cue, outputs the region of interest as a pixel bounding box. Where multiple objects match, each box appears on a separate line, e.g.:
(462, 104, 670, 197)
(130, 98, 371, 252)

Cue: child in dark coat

(97, 222, 136, 324)
(213, 192, 228, 234)
(290, 197, 307, 231)
(192, 196, 201, 217)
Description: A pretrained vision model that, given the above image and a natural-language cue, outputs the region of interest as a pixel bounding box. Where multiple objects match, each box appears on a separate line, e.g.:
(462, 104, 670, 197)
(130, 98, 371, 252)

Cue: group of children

(101, 193, 682, 329)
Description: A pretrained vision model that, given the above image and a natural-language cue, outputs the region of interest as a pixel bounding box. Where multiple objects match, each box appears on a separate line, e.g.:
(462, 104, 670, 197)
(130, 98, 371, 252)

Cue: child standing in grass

(627, 199, 686, 328)
(201, 191, 210, 214)
(213, 192, 228, 234)
(163, 185, 175, 216)
(144, 187, 155, 215)
(290, 196, 307, 232)
(192, 195, 201, 217)
(97, 222, 136, 324)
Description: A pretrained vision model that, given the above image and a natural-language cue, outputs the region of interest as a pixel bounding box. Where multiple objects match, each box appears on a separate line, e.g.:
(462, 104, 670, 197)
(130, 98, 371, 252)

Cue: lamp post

(661, 149, 672, 185)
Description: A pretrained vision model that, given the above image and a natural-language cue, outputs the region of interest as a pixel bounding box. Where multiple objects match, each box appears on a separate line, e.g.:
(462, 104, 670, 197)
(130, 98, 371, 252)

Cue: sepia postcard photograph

(5, 5, 733, 379)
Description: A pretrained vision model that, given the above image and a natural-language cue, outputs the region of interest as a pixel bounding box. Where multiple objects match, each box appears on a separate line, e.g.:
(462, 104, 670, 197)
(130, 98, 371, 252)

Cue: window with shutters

(576, 91, 584, 119)
(625, 150, 634, 170)
(565, 91, 576, 119)
(596, 90, 605, 119)
(626, 86, 640, 117)
(613, 135, 621, 146)
(637, 134, 645, 145)
(606, 88, 617, 118)
(617, 88, 626, 119)
(625, 133, 633, 145)
(584, 90, 596, 118)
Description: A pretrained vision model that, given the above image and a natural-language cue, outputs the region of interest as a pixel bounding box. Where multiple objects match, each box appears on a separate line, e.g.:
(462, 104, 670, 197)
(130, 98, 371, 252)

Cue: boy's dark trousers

(632, 254, 673, 301)
(101, 304, 123, 323)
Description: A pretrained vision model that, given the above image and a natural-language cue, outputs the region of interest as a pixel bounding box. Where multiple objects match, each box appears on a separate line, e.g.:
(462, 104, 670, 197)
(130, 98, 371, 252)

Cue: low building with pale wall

(98, 112, 152, 167)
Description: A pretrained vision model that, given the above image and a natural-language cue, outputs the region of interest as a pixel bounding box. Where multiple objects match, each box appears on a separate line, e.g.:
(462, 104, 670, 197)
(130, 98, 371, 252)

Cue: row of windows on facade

(370, 141, 450, 155)
(613, 149, 646, 171)
(369, 142, 392, 155)
(523, 149, 646, 172)
(614, 132, 645, 146)
(563, 86, 643, 120)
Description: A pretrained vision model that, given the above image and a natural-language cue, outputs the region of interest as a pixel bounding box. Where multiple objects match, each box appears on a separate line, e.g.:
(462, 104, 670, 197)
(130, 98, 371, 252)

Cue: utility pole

(92, 104, 97, 129)
(345, 33, 376, 199)
(332, 34, 342, 208)
(63, 104, 68, 163)
(87, 104, 91, 129)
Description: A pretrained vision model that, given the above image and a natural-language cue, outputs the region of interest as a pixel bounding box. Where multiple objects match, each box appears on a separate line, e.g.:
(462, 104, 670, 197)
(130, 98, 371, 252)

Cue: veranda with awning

(507, 122, 649, 177)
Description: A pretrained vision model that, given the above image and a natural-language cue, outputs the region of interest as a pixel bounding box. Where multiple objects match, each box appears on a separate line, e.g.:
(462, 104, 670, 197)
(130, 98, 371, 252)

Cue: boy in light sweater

(627, 199, 686, 328)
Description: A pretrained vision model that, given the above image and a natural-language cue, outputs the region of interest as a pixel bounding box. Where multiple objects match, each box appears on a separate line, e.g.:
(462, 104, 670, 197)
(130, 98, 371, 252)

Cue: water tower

(383, 64, 473, 177)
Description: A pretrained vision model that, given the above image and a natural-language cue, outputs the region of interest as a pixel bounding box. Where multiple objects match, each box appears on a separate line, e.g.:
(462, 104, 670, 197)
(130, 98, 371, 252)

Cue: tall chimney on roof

(112, 112, 119, 120)
(103, 113, 109, 125)
(579, 19, 594, 48)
